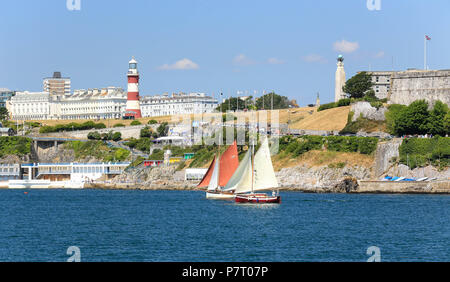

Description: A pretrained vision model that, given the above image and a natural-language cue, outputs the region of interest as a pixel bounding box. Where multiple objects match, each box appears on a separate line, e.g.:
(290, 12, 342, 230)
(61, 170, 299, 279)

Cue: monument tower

(335, 55, 346, 102)
(126, 57, 142, 118)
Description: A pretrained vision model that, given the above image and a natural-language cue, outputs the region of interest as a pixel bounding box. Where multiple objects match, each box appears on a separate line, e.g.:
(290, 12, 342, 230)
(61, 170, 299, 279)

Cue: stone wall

(358, 180, 450, 194)
(389, 70, 450, 106)
(373, 139, 402, 177)
(42, 125, 151, 139)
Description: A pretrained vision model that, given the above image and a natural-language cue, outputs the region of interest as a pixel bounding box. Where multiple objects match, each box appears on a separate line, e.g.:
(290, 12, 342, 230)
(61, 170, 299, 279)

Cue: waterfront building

(126, 57, 142, 118)
(43, 72, 71, 96)
(335, 55, 346, 102)
(7, 58, 218, 121)
(21, 162, 130, 182)
(0, 88, 15, 108)
(140, 92, 218, 117)
(0, 164, 21, 180)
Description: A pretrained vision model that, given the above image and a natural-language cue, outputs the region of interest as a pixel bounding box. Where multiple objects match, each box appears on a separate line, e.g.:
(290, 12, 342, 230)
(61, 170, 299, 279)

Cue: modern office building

(43, 72, 71, 96)
(0, 88, 15, 108)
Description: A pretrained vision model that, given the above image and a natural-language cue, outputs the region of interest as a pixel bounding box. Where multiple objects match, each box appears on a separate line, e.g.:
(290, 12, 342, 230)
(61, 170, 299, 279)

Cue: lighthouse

(125, 57, 142, 118)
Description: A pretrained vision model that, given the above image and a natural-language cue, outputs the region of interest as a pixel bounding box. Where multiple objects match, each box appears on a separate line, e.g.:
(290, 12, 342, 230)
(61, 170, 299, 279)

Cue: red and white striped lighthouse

(125, 57, 142, 118)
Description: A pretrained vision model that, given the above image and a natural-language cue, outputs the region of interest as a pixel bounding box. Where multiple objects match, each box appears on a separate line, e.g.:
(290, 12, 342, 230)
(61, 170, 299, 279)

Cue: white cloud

(233, 54, 255, 66)
(333, 40, 360, 53)
(302, 54, 327, 64)
(374, 51, 385, 58)
(158, 58, 199, 70)
(267, 57, 285, 64)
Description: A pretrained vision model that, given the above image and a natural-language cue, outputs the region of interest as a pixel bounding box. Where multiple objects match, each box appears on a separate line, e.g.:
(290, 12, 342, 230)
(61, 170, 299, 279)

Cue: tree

(385, 104, 407, 135)
(342, 72, 373, 98)
(444, 111, 450, 136)
(0, 107, 9, 120)
(394, 100, 430, 135)
(140, 126, 152, 138)
(216, 97, 249, 112)
(427, 101, 448, 136)
(255, 92, 290, 110)
(157, 122, 169, 137)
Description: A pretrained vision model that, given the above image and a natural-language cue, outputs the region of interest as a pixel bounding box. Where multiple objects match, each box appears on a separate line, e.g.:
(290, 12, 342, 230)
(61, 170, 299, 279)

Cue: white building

(59, 87, 127, 120)
(8, 89, 218, 121)
(7, 91, 52, 120)
(140, 92, 218, 117)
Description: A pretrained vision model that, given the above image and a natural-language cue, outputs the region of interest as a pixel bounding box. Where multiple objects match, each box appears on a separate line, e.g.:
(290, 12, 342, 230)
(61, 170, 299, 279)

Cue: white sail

(226, 149, 253, 194)
(223, 150, 250, 192)
(207, 157, 220, 191)
(253, 137, 279, 191)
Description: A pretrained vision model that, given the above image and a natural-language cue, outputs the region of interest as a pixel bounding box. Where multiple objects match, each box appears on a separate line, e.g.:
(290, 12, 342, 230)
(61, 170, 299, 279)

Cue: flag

(425, 35, 431, 40)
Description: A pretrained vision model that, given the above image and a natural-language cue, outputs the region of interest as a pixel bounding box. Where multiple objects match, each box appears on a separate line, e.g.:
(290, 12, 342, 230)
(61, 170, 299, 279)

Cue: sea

(0, 189, 448, 262)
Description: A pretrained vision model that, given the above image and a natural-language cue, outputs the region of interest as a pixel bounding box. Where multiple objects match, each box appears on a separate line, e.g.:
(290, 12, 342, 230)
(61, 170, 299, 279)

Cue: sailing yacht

(226, 137, 281, 204)
(197, 141, 239, 200)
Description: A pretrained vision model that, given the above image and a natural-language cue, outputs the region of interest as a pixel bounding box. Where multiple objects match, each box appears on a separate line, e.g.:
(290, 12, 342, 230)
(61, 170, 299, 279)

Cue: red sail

(219, 141, 239, 187)
(197, 155, 216, 188)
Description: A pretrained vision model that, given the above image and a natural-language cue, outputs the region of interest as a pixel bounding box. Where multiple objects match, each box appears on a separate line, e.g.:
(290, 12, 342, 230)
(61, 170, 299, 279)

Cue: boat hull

(235, 194, 281, 204)
(206, 191, 235, 200)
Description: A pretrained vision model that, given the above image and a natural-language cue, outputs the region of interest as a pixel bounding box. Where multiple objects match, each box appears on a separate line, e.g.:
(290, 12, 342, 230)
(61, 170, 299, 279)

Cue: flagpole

(424, 35, 427, 70)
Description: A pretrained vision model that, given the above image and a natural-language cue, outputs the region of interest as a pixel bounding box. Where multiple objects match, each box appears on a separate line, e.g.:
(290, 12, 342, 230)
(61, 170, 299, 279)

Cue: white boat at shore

(6, 179, 84, 189)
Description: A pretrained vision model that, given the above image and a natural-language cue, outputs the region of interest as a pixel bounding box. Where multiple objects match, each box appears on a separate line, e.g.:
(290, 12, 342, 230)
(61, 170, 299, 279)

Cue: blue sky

(0, 0, 449, 105)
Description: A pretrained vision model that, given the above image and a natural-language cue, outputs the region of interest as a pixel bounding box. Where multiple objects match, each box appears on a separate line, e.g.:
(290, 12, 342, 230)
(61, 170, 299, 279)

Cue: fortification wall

(388, 70, 450, 106)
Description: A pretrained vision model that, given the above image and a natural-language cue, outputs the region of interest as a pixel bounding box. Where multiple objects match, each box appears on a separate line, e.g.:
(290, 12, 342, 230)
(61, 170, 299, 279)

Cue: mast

(251, 136, 255, 194)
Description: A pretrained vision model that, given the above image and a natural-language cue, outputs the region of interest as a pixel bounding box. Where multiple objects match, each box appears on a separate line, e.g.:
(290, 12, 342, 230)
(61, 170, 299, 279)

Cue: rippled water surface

(0, 190, 448, 261)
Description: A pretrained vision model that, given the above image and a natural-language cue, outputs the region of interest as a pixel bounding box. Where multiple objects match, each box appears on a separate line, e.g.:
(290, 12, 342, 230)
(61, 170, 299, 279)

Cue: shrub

(87, 131, 101, 140)
(399, 136, 449, 169)
(337, 98, 351, 107)
(140, 126, 152, 138)
(130, 120, 142, 126)
(148, 119, 158, 125)
(317, 102, 337, 112)
(113, 123, 125, 128)
(111, 132, 122, 141)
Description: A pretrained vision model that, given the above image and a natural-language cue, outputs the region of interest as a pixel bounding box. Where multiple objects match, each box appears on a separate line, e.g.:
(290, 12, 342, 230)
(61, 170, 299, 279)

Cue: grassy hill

(31, 106, 351, 132)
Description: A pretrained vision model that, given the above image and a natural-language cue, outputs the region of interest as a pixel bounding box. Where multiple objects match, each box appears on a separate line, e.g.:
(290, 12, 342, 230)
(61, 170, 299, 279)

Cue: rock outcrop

(275, 165, 372, 191)
(350, 101, 386, 121)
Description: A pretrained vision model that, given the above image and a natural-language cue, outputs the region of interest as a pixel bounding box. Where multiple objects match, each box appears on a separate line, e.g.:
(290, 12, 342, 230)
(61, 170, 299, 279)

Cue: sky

(0, 0, 449, 105)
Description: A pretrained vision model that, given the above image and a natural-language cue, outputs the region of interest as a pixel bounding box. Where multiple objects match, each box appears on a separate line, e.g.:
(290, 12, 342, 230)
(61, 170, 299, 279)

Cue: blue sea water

(0, 189, 448, 262)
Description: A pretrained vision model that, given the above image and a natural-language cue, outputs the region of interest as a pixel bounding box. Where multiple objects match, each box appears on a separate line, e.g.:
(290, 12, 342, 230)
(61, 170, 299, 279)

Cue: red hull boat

(235, 193, 281, 204)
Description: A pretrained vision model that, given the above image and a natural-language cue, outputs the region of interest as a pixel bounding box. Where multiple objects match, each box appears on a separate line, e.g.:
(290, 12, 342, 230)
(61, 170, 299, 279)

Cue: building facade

(140, 92, 218, 117)
(364, 71, 395, 100)
(43, 72, 71, 96)
(7, 91, 52, 120)
(59, 87, 127, 120)
(0, 88, 15, 108)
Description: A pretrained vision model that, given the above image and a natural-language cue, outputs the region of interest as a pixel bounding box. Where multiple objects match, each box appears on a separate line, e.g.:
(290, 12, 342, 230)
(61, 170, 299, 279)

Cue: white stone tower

(126, 57, 142, 118)
(335, 55, 346, 102)
(316, 92, 320, 107)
